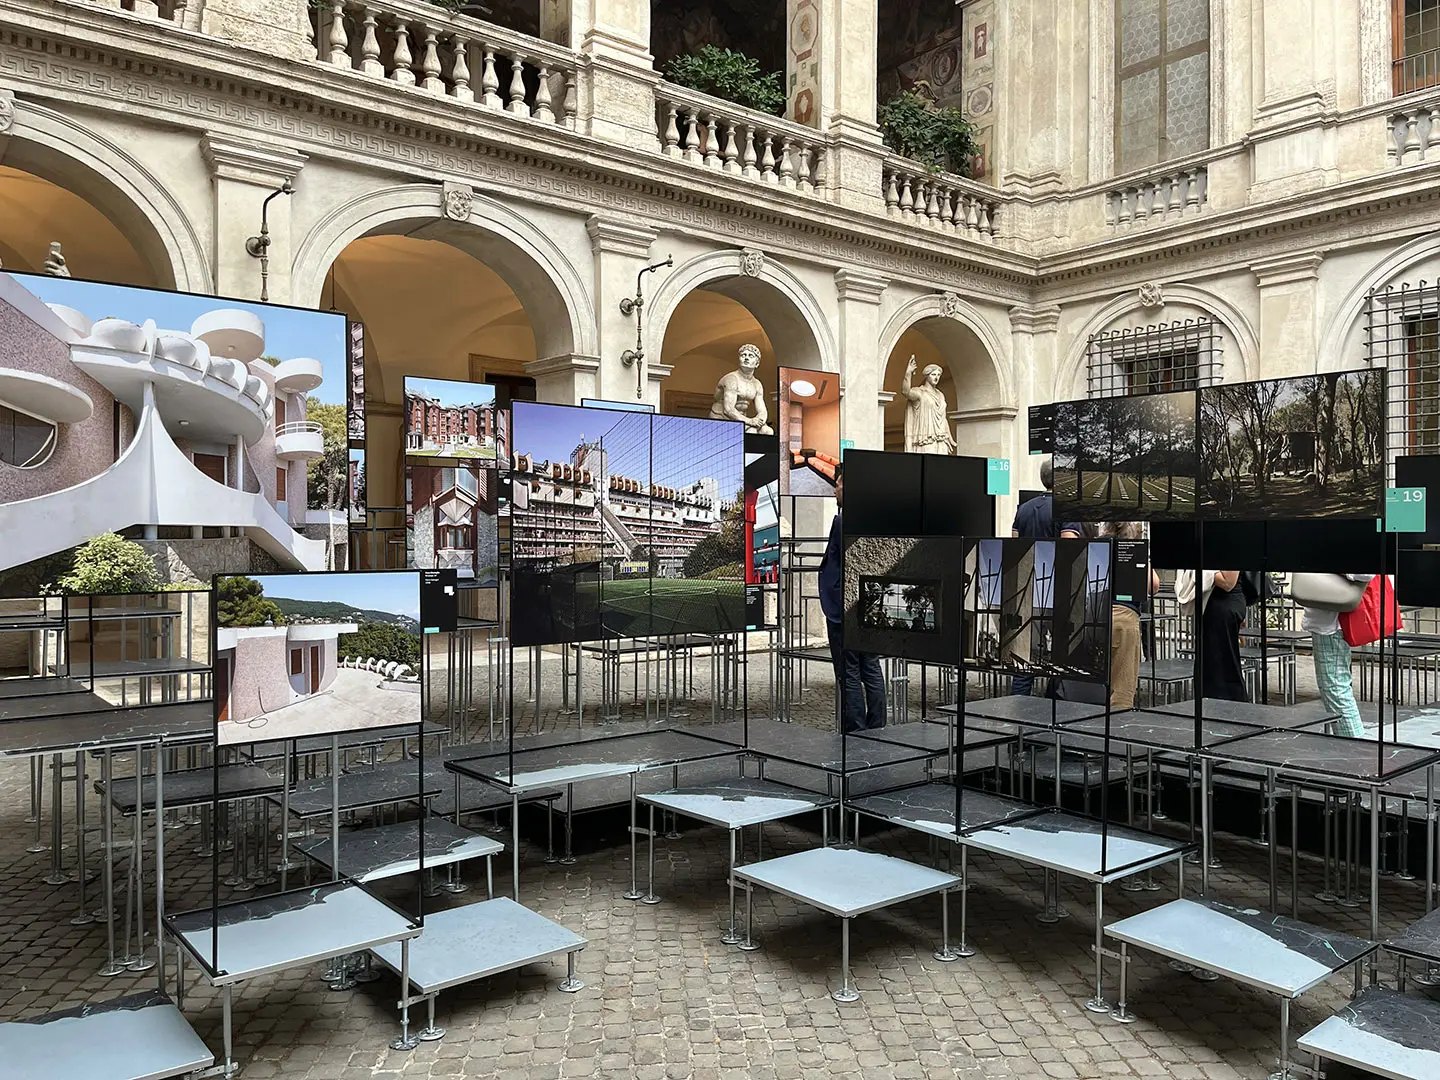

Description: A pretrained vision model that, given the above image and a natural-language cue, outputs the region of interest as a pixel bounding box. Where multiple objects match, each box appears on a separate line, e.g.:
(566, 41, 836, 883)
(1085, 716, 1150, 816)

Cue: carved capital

(1251, 251, 1325, 288)
(1008, 304, 1061, 334)
(442, 181, 473, 222)
(835, 269, 888, 303)
(201, 133, 306, 186)
(585, 216, 657, 258)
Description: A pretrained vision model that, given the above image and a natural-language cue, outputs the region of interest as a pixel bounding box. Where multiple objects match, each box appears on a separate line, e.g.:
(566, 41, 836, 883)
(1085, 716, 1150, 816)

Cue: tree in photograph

(340, 622, 420, 667)
(901, 584, 935, 630)
(1226, 381, 1283, 498)
(54, 533, 161, 595)
(216, 575, 287, 627)
(307, 399, 349, 510)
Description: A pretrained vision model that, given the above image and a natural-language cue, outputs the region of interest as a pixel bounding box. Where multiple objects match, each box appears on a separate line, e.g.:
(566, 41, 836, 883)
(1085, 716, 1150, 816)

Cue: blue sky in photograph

(256, 571, 420, 620)
(404, 376, 497, 411)
(512, 401, 742, 494)
(13, 272, 347, 407)
(976, 540, 1111, 609)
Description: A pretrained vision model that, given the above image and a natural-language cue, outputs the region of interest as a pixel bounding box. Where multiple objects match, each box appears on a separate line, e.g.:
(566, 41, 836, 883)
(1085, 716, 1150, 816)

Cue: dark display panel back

(842, 450, 993, 538)
(1151, 520, 1398, 573)
(1395, 455, 1440, 547)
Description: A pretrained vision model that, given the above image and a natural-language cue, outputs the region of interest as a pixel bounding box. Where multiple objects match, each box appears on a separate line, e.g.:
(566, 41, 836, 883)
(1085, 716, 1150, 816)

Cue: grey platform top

(1202, 728, 1440, 783)
(1147, 698, 1336, 731)
(1063, 711, 1263, 752)
(853, 721, 1013, 756)
(0, 675, 90, 700)
(293, 818, 502, 881)
(0, 991, 213, 1080)
(103, 763, 282, 813)
(942, 696, 1105, 730)
(1383, 907, 1440, 965)
(732, 847, 959, 918)
(714, 717, 936, 774)
(1105, 897, 1375, 997)
(640, 777, 836, 830)
(961, 809, 1192, 881)
(371, 897, 585, 995)
(0, 688, 109, 721)
(269, 760, 442, 818)
(66, 657, 211, 679)
(850, 783, 1042, 841)
(446, 728, 741, 791)
(167, 881, 419, 985)
(0, 701, 212, 756)
(1297, 986, 1440, 1080)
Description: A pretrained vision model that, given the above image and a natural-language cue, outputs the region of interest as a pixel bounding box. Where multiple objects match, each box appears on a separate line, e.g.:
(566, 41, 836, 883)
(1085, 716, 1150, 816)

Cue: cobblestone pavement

(0, 648, 1408, 1079)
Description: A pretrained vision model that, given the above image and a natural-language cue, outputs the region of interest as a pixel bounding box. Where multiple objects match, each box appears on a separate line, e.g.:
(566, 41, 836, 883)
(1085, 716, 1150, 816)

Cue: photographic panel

(214, 570, 422, 746)
(1197, 369, 1384, 520)
(1052, 390, 1198, 521)
(406, 463, 499, 586)
(347, 320, 365, 448)
(0, 269, 350, 598)
(778, 366, 841, 498)
(402, 376, 505, 466)
(841, 535, 965, 665)
(745, 432, 780, 629)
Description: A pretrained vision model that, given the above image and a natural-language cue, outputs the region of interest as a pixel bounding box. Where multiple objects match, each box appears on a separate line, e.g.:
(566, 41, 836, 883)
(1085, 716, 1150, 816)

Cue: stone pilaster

(1007, 302, 1061, 495)
(550, 0, 658, 150)
(834, 268, 888, 449)
(525, 353, 601, 403)
(1248, 0, 1340, 197)
(586, 216, 659, 405)
(200, 0, 311, 62)
(1251, 252, 1325, 379)
(201, 134, 306, 303)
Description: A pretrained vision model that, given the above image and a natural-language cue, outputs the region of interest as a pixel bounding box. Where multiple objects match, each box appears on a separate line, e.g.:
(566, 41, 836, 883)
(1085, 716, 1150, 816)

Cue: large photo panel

(214, 569, 422, 746)
(0, 270, 350, 598)
(777, 366, 840, 498)
(403, 376, 506, 466)
(406, 463, 499, 586)
(1198, 369, 1385, 520)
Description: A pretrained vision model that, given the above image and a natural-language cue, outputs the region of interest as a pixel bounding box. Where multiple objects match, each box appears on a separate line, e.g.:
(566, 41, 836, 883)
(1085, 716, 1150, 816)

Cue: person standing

(1010, 458, 1082, 696)
(1100, 521, 1159, 710)
(819, 464, 886, 732)
(1300, 575, 1372, 738)
(1201, 570, 1250, 702)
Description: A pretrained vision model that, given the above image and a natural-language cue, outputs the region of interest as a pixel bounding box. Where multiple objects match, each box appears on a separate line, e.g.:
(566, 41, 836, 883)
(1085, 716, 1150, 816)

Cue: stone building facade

(0, 0, 1436, 536)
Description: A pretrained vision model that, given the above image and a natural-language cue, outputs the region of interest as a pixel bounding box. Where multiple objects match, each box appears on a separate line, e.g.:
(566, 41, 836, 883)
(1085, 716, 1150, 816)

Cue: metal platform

(102, 763, 282, 814)
(1298, 986, 1440, 1080)
(293, 818, 502, 883)
(960, 807, 1190, 882)
(445, 728, 741, 791)
(0, 702, 212, 756)
(0, 991, 213, 1080)
(849, 783, 1040, 841)
(731, 846, 962, 1002)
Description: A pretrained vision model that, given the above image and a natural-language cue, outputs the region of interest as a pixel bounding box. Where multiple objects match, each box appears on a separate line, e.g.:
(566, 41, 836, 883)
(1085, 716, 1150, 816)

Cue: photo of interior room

(777, 367, 841, 498)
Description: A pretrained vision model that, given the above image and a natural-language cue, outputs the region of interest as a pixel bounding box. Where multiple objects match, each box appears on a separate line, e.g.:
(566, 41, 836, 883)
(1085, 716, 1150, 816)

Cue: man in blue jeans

(819, 464, 886, 732)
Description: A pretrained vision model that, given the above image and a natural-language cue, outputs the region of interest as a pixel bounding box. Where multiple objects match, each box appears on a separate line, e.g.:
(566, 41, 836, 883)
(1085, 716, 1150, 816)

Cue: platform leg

(511, 792, 521, 902)
(45, 753, 67, 884)
(418, 995, 445, 1042)
(738, 882, 759, 951)
(223, 985, 235, 1078)
(832, 917, 860, 1003)
(721, 830, 741, 945)
(71, 750, 94, 926)
(1267, 996, 1292, 1080)
(642, 803, 661, 904)
(624, 774, 643, 900)
(390, 939, 420, 1051)
(934, 887, 961, 962)
(545, 800, 556, 863)
(1084, 882, 1111, 1014)
(562, 785, 576, 864)
(100, 749, 123, 976)
(558, 949, 584, 992)
(1112, 942, 1136, 1023)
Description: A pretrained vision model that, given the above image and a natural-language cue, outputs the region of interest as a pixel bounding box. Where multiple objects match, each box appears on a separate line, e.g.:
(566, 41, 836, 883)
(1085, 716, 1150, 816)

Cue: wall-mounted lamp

(245, 178, 296, 302)
(619, 255, 674, 399)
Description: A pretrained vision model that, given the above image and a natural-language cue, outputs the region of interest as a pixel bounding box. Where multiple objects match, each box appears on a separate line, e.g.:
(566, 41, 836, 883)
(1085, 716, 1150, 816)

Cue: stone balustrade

(1387, 99, 1440, 167)
(1106, 165, 1208, 229)
(881, 157, 999, 240)
(655, 83, 828, 194)
(311, 0, 578, 127)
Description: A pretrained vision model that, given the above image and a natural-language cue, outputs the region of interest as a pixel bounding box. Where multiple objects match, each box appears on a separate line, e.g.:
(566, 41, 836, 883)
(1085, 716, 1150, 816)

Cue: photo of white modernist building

(0, 271, 349, 595)
(215, 571, 421, 745)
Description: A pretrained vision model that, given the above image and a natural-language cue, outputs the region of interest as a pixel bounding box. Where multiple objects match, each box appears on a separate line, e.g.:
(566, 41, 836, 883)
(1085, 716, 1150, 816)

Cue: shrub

(54, 534, 160, 595)
(666, 46, 786, 116)
(879, 90, 979, 176)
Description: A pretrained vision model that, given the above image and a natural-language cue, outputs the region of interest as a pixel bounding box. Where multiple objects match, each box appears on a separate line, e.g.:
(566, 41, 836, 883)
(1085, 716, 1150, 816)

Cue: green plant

(216, 575, 287, 628)
(54, 534, 160, 595)
(878, 90, 980, 177)
(341, 622, 421, 668)
(666, 46, 786, 116)
(305, 399, 349, 511)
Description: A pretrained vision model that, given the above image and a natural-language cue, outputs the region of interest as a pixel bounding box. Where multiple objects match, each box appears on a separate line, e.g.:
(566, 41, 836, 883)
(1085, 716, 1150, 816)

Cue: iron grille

(1365, 279, 1440, 480)
(1084, 318, 1222, 399)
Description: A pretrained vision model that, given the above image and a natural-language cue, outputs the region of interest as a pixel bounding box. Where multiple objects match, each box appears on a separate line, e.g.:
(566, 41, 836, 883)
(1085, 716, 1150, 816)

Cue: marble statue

(710, 344, 773, 434)
(900, 355, 955, 455)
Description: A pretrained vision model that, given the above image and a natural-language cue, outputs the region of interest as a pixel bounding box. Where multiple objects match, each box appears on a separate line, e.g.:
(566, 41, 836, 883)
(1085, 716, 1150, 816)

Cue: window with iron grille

(1395, 0, 1440, 96)
(1085, 318, 1222, 399)
(1366, 281, 1440, 475)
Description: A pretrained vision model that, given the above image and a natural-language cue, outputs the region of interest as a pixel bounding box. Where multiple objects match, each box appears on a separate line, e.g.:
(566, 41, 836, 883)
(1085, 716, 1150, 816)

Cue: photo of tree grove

(1052, 390, 1198, 520)
(1198, 370, 1384, 520)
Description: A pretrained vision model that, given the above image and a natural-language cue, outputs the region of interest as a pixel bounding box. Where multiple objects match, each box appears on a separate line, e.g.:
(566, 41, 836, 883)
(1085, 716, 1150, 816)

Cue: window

(1085, 320, 1221, 399)
(276, 467, 288, 502)
(290, 649, 303, 676)
(1404, 316, 1440, 452)
(1115, 0, 1210, 175)
(0, 404, 57, 469)
(1395, 0, 1440, 95)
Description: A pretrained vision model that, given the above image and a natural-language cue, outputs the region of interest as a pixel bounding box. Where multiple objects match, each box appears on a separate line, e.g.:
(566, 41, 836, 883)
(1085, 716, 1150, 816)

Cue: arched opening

(0, 164, 165, 288)
(658, 290, 775, 419)
(881, 315, 1002, 453)
(650, 1, 786, 87)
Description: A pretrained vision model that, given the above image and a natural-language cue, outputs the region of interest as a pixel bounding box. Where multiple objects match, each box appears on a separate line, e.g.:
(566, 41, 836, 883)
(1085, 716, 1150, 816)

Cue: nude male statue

(710, 343, 773, 434)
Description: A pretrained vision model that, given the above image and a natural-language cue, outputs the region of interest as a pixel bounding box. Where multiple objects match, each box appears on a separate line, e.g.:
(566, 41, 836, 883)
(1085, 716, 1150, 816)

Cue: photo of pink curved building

(0, 271, 350, 596)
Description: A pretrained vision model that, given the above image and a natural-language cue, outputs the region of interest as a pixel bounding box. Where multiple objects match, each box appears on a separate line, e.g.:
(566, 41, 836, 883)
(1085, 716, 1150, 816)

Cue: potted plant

(879, 87, 980, 177)
(665, 45, 786, 116)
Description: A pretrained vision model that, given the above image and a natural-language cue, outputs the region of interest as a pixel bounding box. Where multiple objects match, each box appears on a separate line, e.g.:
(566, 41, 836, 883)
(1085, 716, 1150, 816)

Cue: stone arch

(876, 294, 1015, 412)
(1319, 231, 1440, 371)
(1055, 285, 1259, 399)
(645, 249, 838, 375)
(3, 98, 210, 291)
(290, 184, 596, 361)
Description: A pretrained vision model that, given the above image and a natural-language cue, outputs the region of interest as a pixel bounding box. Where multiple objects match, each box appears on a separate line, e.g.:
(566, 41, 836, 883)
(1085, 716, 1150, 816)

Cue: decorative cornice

(646, 361, 674, 382)
(585, 216, 657, 258)
(877, 390, 896, 406)
(200, 132, 306, 185)
(1008, 304, 1061, 334)
(949, 405, 1019, 423)
(1251, 251, 1326, 288)
(525, 353, 600, 378)
(834, 268, 888, 303)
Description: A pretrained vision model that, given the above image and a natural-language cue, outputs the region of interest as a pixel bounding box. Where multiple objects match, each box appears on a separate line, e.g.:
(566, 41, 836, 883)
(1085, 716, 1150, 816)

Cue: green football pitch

(577, 577, 745, 636)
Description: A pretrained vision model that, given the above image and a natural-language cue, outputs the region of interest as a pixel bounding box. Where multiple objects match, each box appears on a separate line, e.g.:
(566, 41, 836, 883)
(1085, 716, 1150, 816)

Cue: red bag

(1339, 575, 1402, 648)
